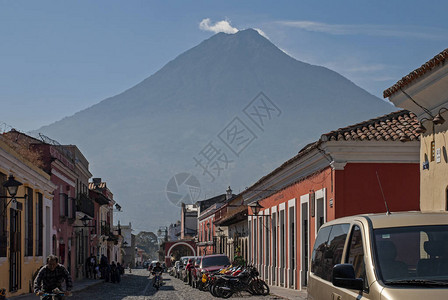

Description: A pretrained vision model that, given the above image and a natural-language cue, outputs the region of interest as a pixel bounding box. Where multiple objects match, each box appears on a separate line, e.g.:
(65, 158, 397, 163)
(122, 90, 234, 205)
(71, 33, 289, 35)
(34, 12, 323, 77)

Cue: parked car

(308, 212, 448, 300)
(192, 254, 230, 288)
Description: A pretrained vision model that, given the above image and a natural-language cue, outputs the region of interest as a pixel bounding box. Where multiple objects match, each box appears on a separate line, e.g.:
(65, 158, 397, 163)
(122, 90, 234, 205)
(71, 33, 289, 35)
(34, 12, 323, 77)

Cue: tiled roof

(242, 110, 419, 201)
(89, 182, 107, 190)
(323, 110, 420, 142)
(383, 48, 448, 98)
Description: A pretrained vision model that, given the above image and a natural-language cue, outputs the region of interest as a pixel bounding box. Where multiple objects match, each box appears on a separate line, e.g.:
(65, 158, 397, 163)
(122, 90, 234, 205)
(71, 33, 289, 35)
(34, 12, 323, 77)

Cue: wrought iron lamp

(0, 175, 26, 216)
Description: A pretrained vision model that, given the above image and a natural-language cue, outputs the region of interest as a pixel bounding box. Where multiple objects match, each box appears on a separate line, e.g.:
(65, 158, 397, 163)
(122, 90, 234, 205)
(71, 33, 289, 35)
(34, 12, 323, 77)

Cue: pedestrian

(117, 262, 124, 276)
(186, 258, 194, 286)
(100, 254, 108, 279)
(116, 263, 122, 283)
(90, 255, 97, 279)
(110, 262, 117, 283)
(85, 256, 92, 278)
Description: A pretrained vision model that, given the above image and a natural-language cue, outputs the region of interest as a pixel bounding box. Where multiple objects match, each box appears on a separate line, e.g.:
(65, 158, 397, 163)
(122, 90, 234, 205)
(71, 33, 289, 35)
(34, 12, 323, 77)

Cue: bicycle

(38, 288, 71, 300)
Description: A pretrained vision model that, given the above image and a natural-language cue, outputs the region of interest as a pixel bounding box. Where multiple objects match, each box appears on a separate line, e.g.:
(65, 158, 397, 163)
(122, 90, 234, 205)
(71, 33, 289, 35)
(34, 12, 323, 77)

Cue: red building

(243, 110, 421, 290)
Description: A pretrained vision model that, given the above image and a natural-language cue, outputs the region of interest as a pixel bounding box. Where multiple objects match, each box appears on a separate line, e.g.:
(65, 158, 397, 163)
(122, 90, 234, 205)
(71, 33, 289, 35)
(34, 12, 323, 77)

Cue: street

(67, 269, 284, 300)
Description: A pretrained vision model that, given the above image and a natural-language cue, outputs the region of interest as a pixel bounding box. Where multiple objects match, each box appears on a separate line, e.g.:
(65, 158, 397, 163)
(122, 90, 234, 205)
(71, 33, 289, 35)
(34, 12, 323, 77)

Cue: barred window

(0, 172, 7, 257)
(36, 192, 43, 256)
(25, 187, 34, 256)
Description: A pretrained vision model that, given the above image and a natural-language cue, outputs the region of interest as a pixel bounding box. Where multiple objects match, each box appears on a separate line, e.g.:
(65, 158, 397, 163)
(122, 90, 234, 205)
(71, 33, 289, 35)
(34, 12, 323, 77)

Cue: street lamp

(248, 201, 270, 217)
(0, 175, 25, 216)
(74, 215, 96, 258)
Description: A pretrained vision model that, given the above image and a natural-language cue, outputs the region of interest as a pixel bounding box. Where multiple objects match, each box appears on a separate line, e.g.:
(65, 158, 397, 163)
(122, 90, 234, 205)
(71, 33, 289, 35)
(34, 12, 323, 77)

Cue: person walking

(34, 255, 73, 300)
(110, 262, 117, 283)
(100, 254, 109, 280)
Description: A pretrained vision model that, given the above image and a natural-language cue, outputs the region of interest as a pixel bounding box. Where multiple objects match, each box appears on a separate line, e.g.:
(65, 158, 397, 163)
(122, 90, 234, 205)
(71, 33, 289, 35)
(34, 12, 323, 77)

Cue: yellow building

(0, 136, 55, 297)
(384, 48, 448, 211)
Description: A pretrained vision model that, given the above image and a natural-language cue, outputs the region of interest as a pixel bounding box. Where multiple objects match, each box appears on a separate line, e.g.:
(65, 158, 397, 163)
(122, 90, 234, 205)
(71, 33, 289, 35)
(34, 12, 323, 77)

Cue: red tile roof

(89, 182, 107, 190)
(383, 48, 448, 98)
(242, 110, 419, 199)
(323, 110, 420, 142)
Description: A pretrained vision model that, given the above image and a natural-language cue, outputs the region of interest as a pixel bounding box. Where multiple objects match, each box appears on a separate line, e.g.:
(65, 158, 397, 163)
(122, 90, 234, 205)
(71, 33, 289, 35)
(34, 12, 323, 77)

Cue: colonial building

(119, 222, 134, 268)
(384, 48, 448, 211)
(3, 131, 80, 278)
(244, 110, 421, 290)
(196, 189, 234, 256)
(0, 135, 55, 297)
(89, 178, 116, 262)
(214, 192, 249, 264)
(180, 203, 198, 240)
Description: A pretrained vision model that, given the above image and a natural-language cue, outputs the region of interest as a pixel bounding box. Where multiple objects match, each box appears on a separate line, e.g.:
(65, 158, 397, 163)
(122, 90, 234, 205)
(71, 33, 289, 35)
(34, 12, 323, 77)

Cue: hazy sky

(1, 0, 447, 131)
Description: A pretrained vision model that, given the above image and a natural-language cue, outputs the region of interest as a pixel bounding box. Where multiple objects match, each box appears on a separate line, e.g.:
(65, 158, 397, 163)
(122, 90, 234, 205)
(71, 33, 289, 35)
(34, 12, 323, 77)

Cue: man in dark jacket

(34, 255, 73, 300)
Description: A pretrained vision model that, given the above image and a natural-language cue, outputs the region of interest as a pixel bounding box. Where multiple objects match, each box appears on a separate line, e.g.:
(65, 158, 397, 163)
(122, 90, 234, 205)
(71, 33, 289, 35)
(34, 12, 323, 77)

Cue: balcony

(76, 193, 94, 217)
(101, 222, 111, 236)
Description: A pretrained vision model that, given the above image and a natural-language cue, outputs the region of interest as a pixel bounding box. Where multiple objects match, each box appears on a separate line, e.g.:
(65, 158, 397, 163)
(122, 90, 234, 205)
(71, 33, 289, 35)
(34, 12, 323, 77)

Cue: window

(316, 197, 325, 231)
(347, 225, 366, 285)
(59, 192, 68, 217)
(259, 217, 263, 265)
(446, 188, 448, 211)
(36, 192, 43, 256)
(311, 224, 349, 281)
(272, 213, 277, 268)
(265, 214, 270, 266)
(25, 187, 34, 256)
(0, 172, 6, 257)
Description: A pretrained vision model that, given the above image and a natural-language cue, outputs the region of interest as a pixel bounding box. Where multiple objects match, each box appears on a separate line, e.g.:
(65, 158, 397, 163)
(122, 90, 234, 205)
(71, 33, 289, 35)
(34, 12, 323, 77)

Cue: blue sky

(1, 0, 447, 131)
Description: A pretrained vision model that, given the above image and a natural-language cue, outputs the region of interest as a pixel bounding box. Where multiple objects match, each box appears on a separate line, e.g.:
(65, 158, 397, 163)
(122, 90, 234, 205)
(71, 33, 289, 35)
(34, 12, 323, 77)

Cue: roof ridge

(383, 48, 448, 98)
(322, 110, 410, 137)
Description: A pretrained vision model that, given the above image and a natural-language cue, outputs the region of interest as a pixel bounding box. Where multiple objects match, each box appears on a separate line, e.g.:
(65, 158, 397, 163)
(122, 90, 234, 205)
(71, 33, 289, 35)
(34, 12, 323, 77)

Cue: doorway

(9, 208, 21, 292)
(301, 202, 309, 287)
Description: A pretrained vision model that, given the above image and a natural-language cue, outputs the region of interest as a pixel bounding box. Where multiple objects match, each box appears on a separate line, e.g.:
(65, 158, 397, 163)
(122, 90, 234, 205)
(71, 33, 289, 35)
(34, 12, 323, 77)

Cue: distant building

(180, 203, 198, 240)
(168, 221, 180, 241)
(120, 223, 134, 267)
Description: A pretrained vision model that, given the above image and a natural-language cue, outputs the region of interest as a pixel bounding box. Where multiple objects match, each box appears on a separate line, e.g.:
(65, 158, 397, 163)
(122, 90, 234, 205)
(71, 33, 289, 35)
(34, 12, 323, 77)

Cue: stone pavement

(269, 285, 307, 300)
(8, 270, 308, 300)
(8, 277, 105, 300)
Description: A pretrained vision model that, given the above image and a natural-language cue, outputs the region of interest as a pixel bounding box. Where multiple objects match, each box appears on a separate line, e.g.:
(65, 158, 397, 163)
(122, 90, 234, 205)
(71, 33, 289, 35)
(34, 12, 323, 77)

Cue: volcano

(35, 29, 393, 231)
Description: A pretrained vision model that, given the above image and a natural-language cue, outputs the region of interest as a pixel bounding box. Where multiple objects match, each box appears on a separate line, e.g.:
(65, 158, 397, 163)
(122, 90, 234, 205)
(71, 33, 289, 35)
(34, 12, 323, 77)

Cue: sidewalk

(269, 285, 307, 300)
(8, 278, 104, 300)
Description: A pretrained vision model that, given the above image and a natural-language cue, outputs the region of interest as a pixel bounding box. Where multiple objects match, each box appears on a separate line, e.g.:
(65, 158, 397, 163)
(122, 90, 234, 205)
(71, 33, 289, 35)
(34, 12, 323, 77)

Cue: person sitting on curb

(34, 255, 73, 300)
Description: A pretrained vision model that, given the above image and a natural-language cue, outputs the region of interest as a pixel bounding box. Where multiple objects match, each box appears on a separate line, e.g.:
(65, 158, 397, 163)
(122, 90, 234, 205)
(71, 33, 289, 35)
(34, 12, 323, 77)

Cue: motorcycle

(211, 265, 269, 298)
(152, 271, 162, 290)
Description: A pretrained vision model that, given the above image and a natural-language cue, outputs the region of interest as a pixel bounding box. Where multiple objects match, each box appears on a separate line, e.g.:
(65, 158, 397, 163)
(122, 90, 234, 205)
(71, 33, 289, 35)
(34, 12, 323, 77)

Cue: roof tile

(323, 110, 420, 142)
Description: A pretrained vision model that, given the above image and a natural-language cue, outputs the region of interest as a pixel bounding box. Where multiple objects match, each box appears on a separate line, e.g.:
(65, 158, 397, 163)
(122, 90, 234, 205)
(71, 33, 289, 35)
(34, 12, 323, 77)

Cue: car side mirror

(332, 264, 364, 291)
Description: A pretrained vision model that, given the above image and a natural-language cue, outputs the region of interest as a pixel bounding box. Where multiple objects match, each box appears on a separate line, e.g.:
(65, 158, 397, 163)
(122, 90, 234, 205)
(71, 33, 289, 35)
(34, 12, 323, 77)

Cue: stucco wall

(420, 124, 448, 211)
(335, 163, 420, 218)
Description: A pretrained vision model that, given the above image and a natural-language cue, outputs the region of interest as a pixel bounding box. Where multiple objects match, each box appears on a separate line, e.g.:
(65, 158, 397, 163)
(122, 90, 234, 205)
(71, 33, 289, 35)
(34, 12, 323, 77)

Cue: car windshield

(202, 256, 230, 267)
(374, 225, 448, 285)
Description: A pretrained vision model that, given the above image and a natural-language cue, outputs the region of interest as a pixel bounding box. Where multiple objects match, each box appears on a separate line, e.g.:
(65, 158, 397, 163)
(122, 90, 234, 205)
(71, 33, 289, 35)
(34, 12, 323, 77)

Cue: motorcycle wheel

(253, 280, 269, 296)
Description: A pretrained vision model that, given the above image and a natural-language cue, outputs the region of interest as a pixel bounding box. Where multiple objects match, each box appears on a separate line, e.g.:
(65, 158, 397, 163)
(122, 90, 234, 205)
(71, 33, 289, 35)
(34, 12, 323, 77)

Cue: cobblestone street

(69, 269, 284, 300)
